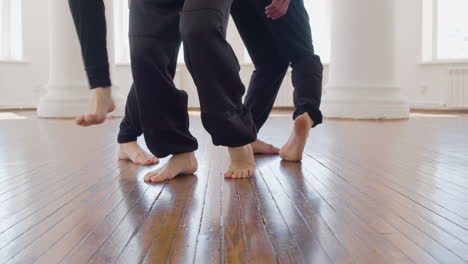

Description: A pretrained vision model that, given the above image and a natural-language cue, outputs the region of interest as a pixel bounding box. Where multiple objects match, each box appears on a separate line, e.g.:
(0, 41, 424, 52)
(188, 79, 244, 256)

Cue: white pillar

(322, 0, 409, 119)
(104, 0, 125, 116)
(38, 0, 125, 118)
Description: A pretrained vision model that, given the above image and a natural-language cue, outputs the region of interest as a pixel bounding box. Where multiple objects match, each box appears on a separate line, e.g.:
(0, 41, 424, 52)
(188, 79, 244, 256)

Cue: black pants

(231, 0, 323, 130)
(68, 0, 111, 89)
(117, 0, 257, 158)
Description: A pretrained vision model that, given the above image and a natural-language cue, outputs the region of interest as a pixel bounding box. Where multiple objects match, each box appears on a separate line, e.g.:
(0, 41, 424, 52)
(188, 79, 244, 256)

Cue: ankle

(175, 152, 198, 169)
(120, 141, 138, 150)
(175, 152, 196, 159)
(295, 113, 314, 128)
(228, 144, 251, 152)
(93, 86, 112, 96)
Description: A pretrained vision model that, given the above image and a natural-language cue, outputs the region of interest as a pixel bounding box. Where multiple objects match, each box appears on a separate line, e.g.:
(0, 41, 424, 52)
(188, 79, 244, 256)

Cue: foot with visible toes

(76, 87, 115, 127)
(144, 152, 198, 183)
(118, 142, 159, 165)
(251, 139, 280, 155)
(224, 145, 256, 179)
(279, 112, 313, 162)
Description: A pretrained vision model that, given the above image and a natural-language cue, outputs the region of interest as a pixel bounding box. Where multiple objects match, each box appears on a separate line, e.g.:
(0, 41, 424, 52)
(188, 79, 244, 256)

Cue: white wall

(394, 0, 468, 109)
(0, 0, 465, 109)
(0, 1, 49, 108)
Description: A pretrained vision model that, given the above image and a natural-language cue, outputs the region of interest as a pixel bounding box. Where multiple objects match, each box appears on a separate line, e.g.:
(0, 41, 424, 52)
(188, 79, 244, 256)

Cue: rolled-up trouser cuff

(117, 134, 138, 144)
(293, 108, 323, 128)
(87, 66, 112, 89)
(154, 146, 199, 159)
(145, 131, 199, 158)
(201, 107, 257, 147)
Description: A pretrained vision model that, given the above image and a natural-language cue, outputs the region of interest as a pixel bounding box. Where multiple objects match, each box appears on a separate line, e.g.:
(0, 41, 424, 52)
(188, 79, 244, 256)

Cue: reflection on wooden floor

(0, 111, 467, 264)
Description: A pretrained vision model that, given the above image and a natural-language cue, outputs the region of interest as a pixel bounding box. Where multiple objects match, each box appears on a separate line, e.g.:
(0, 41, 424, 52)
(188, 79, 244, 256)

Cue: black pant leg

(286, 0, 324, 125)
(231, 0, 289, 132)
(117, 84, 142, 143)
(238, 0, 324, 127)
(68, 0, 111, 89)
(179, 0, 257, 147)
(291, 53, 323, 126)
(129, 0, 198, 158)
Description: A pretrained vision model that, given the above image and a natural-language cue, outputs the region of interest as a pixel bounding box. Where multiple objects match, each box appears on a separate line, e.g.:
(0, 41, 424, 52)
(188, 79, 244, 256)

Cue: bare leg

(144, 152, 198, 183)
(118, 142, 159, 165)
(251, 139, 280, 154)
(75, 87, 115, 127)
(225, 145, 256, 179)
(279, 112, 313, 162)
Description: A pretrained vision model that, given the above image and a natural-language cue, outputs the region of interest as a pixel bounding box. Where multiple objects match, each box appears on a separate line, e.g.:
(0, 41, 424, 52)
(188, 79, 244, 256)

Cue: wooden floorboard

(0, 111, 467, 263)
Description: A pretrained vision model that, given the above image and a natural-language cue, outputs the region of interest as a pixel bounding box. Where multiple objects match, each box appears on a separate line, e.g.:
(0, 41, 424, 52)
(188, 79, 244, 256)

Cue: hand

(265, 0, 291, 20)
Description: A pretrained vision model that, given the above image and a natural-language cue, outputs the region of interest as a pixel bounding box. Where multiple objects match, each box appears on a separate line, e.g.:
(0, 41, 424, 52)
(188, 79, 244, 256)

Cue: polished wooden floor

(0, 110, 467, 264)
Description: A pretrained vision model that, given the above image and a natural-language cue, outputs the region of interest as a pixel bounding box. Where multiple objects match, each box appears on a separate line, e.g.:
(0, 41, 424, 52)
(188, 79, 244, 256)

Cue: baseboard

(0, 105, 36, 111)
(3, 106, 467, 115)
(409, 101, 445, 109)
(410, 101, 468, 111)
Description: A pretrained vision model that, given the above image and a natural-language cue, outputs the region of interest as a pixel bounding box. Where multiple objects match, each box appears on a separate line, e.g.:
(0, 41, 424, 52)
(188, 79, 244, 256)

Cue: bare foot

(118, 142, 159, 165)
(251, 139, 280, 155)
(224, 145, 255, 179)
(144, 152, 198, 183)
(279, 113, 314, 162)
(75, 87, 115, 127)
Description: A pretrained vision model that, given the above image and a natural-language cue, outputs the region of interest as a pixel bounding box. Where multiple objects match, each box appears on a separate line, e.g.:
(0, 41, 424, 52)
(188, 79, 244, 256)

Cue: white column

(38, 0, 124, 118)
(104, 0, 125, 116)
(322, 0, 409, 119)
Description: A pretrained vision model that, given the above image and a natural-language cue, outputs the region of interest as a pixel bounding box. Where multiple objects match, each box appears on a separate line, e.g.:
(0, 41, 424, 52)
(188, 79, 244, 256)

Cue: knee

(180, 10, 223, 43)
(130, 39, 153, 63)
(254, 61, 290, 77)
(291, 54, 323, 73)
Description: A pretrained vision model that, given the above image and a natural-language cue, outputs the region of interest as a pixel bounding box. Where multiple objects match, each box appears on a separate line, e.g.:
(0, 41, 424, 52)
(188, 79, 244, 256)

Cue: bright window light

(113, 0, 130, 64)
(305, 0, 331, 63)
(0, 0, 23, 61)
(437, 0, 468, 60)
(113, 0, 184, 64)
(422, 0, 468, 61)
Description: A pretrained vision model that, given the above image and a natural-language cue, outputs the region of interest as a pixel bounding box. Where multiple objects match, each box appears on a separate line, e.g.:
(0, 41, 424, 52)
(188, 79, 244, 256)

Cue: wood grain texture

(0, 111, 467, 264)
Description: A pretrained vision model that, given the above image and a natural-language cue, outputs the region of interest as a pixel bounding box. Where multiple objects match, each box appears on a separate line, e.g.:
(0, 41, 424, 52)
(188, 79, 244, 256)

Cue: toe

(229, 170, 237, 179)
(84, 114, 97, 125)
(142, 158, 154, 165)
(151, 173, 166, 183)
(270, 145, 280, 153)
(248, 168, 254, 177)
(241, 170, 248, 178)
(144, 172, 154, 182)
(76, 115, 94, 127)
(75, 115, 86, 126)
(85, 114, 105, 125)
(134, 154, 150, 165)
(224, 169, 234, 178)
(150, 156, 159, 164)
(145, 154, 159, 165)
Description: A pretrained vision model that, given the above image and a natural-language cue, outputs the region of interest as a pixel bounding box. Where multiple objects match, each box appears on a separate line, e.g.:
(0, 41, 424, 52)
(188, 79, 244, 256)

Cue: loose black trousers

(69, 0, 322, 158)
(231, 0, 324, 130)
(118, 0, 257, 158)
(68, 0, 111, 89)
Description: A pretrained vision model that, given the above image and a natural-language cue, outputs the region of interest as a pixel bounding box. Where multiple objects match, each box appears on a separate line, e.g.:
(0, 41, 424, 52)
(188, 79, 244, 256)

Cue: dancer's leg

(231, 0, 289, 154)
(180, 0, 257, 178)
(68, 0, 115, 126)
(274, 0, 323, 161)
(130, 0, 198, 182)
(235, 0, 324, 161)
(117, 85, 159, 165)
